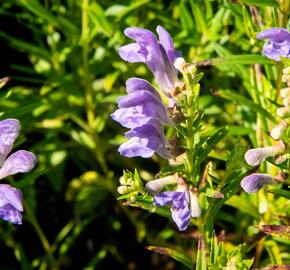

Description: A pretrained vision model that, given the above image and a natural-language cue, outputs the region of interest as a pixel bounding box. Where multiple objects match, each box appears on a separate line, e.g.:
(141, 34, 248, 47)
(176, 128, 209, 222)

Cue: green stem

(81, 0, 108, 174)
(25, 202, 58, 270)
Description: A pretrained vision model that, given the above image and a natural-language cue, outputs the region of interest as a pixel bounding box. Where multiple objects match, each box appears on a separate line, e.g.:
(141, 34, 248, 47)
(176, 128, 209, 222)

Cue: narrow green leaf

(225, 195, 260, 219)
(179, 1, 194, 33)
(0, 102, 42, 119)
(238, 0, 279, 7)
(197, 128, 229, 163)
(267, 188, 290, 200)
(217, 89, 277, 123)
(146, 246, 193, 269)
(212, 55, 273, 65)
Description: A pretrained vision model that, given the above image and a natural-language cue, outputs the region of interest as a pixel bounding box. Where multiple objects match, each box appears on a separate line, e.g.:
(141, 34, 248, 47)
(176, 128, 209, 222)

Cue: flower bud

(174, 57, 187, 72)
(189, 190, 201, 218)
(283, 67, 290, 75)
(145, 174, 178, 194)
(280, 88, 290, 98)
(241, 173, 276, 193)
(282, 96, 290, 106)
(277, 107, 290, 118)
(244, 142, 285, 166)
(270, 120, 288, 140)
(282, 74, 290, 83)
(117, 186, 128, 194)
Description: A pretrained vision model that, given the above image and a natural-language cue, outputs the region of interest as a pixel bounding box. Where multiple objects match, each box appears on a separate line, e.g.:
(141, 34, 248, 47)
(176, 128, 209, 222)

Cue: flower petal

(0, 119, 21, 166)
(153, 191, 183, 206)
(0, 184, 23, 211)
(156, 25, 177, 64)
(119, 43, 147, 63)
(126, 78, 161, 101)
(0, 184, 23, 224)
(125, 123, 171, 159)
(256, 28, 290, 42)
(118, 137, 155, 158)
(0, 150, 37, 179)
(241, 173, 276, 193)
(171, 202, 191, 231)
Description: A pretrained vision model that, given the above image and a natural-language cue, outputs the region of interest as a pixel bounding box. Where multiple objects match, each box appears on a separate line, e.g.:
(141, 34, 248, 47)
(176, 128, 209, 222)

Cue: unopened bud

(119, 176, 126, 186)
(282, 74, 290, 83)
(270, 121, 288, 140)
(277, 107, 290, 118)
(174, 57, 187, 72)
(280, 88, 290, 98)
(189, 190, 201, 218)
(283, 67, 290, 75)
(117, 186, 128, 194)
(283, 96, 290, 106)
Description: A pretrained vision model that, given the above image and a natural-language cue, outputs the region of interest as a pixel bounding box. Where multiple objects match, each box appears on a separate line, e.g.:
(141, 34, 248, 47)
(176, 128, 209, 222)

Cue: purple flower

(154, 190, 191, 231)
(256, 28, 290, 61)
(0, 118, 37, 224)
(241, 173, 276, 193)
(0, 184, 23, 224)
(119, 26, 181, 96)
(118, 121, 171, 159)
(151, 178, 201, 231)
(111, 78, 172, 129)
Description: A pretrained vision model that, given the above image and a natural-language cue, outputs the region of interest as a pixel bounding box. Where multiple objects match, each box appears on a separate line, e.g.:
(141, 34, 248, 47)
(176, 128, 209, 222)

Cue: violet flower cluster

(114, 25, 202, 231)
(0, 119, 37, 224)
(257, 27, 290, 61)
(112, 25, 182, 159)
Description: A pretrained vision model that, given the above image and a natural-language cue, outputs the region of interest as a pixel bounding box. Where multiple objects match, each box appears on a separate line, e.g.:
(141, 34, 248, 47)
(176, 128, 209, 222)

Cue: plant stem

(25, 201, 58, 270)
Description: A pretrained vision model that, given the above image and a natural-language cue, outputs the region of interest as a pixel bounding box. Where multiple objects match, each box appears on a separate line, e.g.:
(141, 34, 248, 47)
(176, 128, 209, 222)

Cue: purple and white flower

(0, 118, 37, 224)
(256, 28, 290, 61)
(119, 26, 181, 96)
(244, 142, 285, 166)
(241, 173, 276, 193)
(149, 177, 201, 231)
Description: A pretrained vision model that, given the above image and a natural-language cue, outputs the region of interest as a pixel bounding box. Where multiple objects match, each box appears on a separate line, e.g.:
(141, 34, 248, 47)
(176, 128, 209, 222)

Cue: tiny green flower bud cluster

(117, 176, 135, 195)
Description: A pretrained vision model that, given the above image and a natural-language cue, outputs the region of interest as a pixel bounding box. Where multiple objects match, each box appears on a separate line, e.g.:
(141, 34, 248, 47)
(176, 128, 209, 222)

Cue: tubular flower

(256, 28, 290, 61)
(0, 118, 37, 224)
(112, 78, 172, 159)
(244, 142, 285, 166)
(241, 173, 276, 193)
(151, 177, 201, 231)
(111, 78, 172, 129)
(119, 26, 181, 96)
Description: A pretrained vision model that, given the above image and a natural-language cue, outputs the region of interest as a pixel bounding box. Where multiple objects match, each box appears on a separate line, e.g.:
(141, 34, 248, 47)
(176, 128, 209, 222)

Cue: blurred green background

(0, 0, 289, 269)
